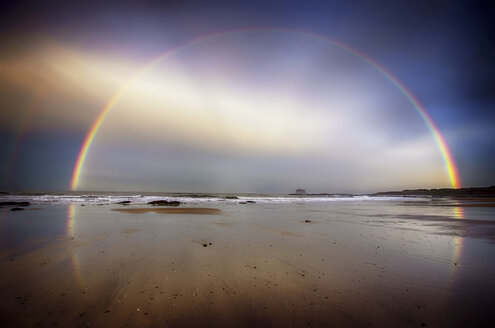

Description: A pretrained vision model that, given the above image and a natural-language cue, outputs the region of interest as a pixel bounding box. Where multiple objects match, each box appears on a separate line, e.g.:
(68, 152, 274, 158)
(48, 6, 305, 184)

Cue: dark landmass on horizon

(1, 186, 495, 199)
(372, 186, 495, 197)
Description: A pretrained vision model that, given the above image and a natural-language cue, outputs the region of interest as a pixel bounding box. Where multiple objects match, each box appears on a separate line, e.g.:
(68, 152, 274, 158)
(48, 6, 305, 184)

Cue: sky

(0, 0, 493, 193)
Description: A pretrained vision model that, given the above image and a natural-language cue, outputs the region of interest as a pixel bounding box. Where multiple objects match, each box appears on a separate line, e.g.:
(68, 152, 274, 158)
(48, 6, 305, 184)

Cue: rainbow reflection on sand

(449, 203, 465, 285)
(67, 204, 83, 290)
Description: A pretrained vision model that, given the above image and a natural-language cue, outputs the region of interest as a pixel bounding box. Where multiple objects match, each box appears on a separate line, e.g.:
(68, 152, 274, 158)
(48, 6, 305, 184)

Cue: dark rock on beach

(11, 207, 25, 211)
(0, 201, 31, 207)
(116, 201, 132, 204)
(224, 196, 239, 199)
(147, 200, 181, 206)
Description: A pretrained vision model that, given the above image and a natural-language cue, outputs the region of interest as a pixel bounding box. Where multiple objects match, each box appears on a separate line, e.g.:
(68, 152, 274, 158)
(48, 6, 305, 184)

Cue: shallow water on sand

(0, 197, 494, 327)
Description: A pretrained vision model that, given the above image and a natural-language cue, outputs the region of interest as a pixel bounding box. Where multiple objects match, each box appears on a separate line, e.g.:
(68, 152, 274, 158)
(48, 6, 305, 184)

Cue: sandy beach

(1, 196, 494, 327)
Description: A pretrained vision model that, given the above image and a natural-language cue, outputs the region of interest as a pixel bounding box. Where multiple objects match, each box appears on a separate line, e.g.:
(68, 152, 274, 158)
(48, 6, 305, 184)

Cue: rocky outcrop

(0, 201, 31, 207)
(372, 186, 495, 197)
(147, 200, 181, 206)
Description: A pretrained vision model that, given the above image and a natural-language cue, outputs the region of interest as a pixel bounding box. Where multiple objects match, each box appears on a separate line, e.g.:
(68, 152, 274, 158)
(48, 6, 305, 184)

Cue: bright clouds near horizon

(62, 31, 450, 193)
(0, 40, 139, 132)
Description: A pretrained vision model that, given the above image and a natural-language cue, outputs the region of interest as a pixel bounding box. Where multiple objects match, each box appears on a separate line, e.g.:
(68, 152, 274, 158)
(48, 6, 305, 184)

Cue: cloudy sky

(0, 0, 493, 193)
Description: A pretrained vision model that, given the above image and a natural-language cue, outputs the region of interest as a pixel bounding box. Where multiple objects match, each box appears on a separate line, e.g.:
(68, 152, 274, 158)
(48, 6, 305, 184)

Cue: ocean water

(0, 191, 408, 205)
(0, 192, 494, 327)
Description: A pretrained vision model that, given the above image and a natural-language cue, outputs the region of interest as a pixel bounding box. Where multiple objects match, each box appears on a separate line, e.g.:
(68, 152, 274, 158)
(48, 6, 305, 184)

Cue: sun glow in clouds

(71, 29, 461, 192)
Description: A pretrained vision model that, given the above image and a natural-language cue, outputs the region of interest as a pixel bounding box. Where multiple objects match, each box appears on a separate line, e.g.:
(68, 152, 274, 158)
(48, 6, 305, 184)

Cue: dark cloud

(458, 1, 495, 103)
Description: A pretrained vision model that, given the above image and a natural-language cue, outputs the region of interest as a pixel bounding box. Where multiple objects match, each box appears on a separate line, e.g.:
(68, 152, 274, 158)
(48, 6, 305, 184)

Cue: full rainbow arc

(71, 28, 461, 190)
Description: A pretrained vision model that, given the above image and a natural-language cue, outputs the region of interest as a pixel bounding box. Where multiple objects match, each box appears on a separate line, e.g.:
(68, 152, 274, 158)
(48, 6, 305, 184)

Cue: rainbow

(70, 28, 461, 190)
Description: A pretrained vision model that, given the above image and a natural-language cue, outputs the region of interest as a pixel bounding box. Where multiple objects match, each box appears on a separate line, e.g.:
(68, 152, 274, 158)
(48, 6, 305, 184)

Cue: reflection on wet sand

(67, 204, 84, 291)
(67, 204, 75, 238)
(448, 204, 464, 284)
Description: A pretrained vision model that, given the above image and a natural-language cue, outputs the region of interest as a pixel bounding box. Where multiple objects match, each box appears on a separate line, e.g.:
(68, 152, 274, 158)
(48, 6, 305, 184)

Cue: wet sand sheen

(112, 207, 223, 215)
(444, 203, 495, 207)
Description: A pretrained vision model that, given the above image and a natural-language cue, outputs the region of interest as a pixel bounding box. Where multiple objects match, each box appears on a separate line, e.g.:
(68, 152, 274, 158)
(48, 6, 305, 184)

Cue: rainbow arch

(70, 28, 461, 190)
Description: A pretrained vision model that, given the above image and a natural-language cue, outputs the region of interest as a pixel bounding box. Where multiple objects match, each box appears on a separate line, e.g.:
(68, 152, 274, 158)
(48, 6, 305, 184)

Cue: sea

(0, 190, 413, 205)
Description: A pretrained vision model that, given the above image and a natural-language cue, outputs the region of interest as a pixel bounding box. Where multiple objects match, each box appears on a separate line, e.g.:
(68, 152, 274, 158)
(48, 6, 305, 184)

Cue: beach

(1, 195, 494, 327)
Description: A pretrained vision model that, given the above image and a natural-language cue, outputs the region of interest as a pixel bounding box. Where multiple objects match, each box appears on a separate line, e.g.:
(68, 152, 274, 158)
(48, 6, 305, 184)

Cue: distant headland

(372, 186, 495, 197)
(287, 186, 495, 198)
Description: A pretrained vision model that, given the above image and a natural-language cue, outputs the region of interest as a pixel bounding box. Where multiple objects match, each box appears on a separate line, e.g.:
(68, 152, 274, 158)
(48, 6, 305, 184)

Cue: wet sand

(444, 203, 495, 207)
(1, 200, 495, 327)
(112, 207, 223, 215)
